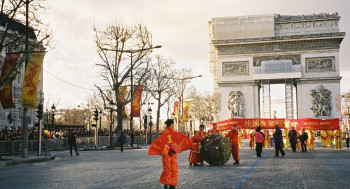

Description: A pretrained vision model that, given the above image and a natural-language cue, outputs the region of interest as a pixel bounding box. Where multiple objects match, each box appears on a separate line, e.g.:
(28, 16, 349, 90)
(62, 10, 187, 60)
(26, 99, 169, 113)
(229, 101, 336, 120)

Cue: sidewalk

(0, 145, 144, 167)
(0, 155, 55, 167)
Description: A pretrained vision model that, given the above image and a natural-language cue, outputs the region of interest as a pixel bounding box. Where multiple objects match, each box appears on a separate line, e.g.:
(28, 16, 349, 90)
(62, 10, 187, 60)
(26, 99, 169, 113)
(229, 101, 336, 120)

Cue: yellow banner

(182, 101, 190, 122)
(22, 52, 45, 109)
(119, 86, 127, 117)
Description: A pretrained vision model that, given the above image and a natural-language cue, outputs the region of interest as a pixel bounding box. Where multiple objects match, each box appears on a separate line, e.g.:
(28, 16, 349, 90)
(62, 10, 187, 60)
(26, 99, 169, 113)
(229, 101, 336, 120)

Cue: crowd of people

(148, 120, 350, 189)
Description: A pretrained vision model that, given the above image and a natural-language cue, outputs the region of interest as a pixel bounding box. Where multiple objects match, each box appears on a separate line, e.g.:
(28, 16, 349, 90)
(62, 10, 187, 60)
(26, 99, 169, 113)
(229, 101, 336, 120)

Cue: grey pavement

(0, 139, 349, 189)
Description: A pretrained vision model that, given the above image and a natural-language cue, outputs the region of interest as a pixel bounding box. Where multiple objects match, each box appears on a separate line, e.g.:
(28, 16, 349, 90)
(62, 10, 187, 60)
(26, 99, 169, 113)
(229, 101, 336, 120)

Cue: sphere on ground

(200, 134, 232, 166)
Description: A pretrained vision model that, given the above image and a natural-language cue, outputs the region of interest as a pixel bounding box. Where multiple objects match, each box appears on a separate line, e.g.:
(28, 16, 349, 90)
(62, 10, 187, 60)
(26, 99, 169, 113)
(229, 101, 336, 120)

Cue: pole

(109, 109, 113, 148)
(22, 0, 29, 158)
(130, 53, 134, 141)
(99, 114, 102, 146)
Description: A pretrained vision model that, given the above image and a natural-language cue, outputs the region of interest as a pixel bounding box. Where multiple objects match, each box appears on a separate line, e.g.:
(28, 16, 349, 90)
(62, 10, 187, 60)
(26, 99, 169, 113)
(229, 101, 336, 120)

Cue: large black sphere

(200, 134, 232, 166)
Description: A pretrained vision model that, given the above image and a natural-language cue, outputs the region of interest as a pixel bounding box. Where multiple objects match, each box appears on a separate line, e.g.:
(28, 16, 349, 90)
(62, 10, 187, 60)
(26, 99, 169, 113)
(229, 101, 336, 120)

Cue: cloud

(40, 0, 350, 109)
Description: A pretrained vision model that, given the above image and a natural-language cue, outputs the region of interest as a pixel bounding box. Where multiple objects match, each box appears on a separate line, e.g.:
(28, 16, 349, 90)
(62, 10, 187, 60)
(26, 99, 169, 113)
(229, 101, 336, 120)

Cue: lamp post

(101, 45, 162, 133)
(51, 104, 56, 133)
(173, 75, 202, 131)
(99, 110, 102, 146)
(148, 106, 153, 144)
(106, 101, 117, 148)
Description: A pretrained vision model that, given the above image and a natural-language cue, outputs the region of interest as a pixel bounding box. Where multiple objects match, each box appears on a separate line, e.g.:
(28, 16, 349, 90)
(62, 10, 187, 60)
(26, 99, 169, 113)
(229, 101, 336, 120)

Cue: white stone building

(209, 13, 345, 122)
(0, 14, 43, 130)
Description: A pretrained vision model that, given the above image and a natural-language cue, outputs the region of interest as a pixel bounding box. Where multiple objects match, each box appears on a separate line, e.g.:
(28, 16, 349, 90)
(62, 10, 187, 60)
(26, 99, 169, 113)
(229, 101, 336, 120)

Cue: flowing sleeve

(148, 134, 168, 155)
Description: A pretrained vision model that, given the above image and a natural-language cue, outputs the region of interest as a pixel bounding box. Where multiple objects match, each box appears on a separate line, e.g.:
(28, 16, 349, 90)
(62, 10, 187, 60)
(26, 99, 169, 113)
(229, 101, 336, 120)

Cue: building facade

(209, 13, 345, 122)
(0, 14, 43, 129)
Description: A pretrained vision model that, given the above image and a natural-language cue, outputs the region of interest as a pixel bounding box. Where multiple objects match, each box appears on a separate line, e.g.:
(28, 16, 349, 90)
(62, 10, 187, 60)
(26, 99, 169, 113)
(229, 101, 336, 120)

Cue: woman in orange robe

(189, 131, 205, 166)
(148, 119, 192, 189)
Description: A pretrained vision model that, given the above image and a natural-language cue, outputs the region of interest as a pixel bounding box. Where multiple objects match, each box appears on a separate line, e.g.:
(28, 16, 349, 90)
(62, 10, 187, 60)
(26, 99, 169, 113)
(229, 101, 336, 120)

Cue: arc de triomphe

(209, 13, 345, 122)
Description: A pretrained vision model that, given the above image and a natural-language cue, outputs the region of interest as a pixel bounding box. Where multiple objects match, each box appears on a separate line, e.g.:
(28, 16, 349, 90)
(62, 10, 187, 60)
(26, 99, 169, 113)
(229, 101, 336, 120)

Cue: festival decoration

(44, 130, 49, 134)
(214, 118, 340, 131)
(0, 53, 20, 109)
(200, 134, 232, 166)
(130, 85, 143, 117)
(22, 52, 45, 108)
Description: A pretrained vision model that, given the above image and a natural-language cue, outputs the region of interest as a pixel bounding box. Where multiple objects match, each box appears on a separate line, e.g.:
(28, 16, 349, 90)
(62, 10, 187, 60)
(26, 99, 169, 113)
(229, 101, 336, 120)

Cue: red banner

(131, 85, 143, 117)
(0, 53, 20, 109)
(174, 102, 179, 123)
(215, 118, 339, 131)
(119, 86, 127, 117)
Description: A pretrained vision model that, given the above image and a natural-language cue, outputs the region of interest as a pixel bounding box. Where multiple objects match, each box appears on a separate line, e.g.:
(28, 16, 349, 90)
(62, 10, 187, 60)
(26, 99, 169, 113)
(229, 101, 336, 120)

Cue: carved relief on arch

(310, 85, 332, 117)
(227, 91, 245, 118)
(253, 54, 300, 67)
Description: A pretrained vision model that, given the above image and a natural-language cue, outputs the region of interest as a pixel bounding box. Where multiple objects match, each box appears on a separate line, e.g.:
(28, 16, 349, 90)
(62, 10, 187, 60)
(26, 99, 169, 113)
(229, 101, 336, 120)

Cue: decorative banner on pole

(214, 118, 340, 131)
(131, 85, 143, 117)
(182, 101, 190, 122)
(119, 86, 127, 117)
(0, 53, 20, 109)
(22, 52, 45, 109)
(174, 102, 179, 123)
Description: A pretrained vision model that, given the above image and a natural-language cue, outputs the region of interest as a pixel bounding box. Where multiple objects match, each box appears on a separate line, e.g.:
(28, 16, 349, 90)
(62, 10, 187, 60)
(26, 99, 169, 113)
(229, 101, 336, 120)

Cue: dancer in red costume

(148, 119, 192, 189)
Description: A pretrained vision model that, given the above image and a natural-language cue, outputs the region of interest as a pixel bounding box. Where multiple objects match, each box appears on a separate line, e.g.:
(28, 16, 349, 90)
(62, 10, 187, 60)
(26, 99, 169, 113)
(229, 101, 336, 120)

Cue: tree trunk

(116, 105, 123, 134)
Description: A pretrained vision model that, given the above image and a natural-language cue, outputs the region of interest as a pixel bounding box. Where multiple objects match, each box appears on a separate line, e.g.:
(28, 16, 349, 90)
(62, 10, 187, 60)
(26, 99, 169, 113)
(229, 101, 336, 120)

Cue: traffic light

(7, 113, 13, 124)
(144, 115, 148, 129)
(94, 109, 99, 121)
(36, 104, 43, 119)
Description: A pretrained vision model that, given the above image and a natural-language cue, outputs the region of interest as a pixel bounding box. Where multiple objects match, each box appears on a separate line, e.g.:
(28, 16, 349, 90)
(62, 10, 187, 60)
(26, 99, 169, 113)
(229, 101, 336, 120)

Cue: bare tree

(0, 0, 52, 90)
(94, 21, 154, 134)
(148, 55, 177, 138)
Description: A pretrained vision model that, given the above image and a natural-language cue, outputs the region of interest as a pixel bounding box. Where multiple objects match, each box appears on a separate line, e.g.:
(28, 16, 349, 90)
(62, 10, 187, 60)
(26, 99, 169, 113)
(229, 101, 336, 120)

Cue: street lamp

(51, 104, 56, 133)
(148, 106, 153, 144)
(174, 75, 202, 131)
(101, 45, 162, 133)
(106, 100, 117, 148)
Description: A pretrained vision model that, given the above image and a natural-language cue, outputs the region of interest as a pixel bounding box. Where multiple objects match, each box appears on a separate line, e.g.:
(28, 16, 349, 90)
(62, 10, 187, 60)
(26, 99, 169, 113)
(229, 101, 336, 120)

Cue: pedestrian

(189, 131, 205, 166)
(269, 130, 274, 148)
(68, 130, 79, 156)
(288, 127, 298, 152)
(130, 130, 135, 147)
(274, 125, 285, 157)
(299, 129, 308, 152)
(255, 126, 264, 157)
(148, 119, 192, 189)
(225, 125, 240, 164)
(344, 128, 350, 148)
(118, 132, 126, 152)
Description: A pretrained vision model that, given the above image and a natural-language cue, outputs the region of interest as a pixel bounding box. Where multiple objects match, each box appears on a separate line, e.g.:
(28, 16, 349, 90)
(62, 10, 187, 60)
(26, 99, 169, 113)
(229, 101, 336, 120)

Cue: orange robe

(189, 136, 204, 163)
(148, 127, 192, 186)
(198, 131, 207, 137)
(208, 129, 220, 134)
(225, 130, 240, 162)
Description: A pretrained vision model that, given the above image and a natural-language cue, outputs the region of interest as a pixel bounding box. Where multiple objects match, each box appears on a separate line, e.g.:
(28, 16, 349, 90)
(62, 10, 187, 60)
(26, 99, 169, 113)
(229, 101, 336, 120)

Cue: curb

(0, 156, 55, 167)
(80, 146, 142, 151)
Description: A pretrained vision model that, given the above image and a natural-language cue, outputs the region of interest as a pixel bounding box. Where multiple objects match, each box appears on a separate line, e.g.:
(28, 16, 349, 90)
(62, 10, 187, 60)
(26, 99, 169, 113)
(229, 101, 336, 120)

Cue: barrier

(0, 135, 149, 155)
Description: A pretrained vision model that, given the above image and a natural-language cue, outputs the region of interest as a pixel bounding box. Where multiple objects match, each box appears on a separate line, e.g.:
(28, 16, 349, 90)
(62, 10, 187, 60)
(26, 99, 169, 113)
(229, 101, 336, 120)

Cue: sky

(41, 0, 350, 117)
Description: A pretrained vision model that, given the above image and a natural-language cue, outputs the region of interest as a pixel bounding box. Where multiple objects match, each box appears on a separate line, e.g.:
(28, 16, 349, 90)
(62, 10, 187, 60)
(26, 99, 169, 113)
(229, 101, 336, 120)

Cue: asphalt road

(1, 139, 349, 189)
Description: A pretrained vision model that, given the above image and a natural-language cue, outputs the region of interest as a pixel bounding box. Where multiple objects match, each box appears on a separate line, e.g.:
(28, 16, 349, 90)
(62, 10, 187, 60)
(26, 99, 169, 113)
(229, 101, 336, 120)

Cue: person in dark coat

(299, 129, 309, 152)
(288, 127, 298, 152)
(68, 130, 79, 156)
(118, 132, 127, 152)
(274, 125, 285, 157)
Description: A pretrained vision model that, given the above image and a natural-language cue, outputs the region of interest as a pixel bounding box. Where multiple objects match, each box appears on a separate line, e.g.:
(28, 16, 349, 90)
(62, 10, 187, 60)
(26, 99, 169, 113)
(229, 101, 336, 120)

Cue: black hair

(256, 126, 262, 132)
(199, 124, 205, 128)
(165, 119, 174, 127)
